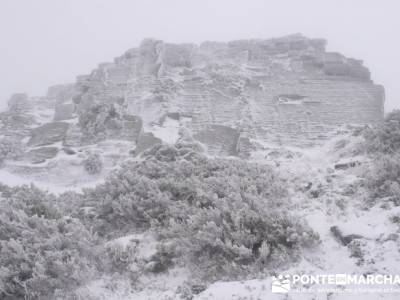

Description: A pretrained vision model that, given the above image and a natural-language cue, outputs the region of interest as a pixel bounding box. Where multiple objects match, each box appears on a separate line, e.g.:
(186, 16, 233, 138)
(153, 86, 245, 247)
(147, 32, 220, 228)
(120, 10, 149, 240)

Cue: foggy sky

(0, 0, 399, 112)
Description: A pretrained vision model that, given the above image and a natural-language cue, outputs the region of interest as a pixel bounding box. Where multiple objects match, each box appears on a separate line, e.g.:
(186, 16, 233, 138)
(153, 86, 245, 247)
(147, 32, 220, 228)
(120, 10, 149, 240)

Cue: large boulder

(7, 93, 31, 113)
(194, 125, 240, 156)
(46, 84, 75, 104)
(134, 132, 162, 155)
(24, 147, 58, 164)
(330, 226, 364, 246)
(53, 103, 75, 121)
(163, 43, 194, 67)
(348, 64, 370, 80)
(28, 122, 69, 146)
(323, 62, 349, 76)
(120, 115, 143, 141)
(236, 134, 256, 158)
(138, 39, 163, 76)
(63, 124, 84, 147)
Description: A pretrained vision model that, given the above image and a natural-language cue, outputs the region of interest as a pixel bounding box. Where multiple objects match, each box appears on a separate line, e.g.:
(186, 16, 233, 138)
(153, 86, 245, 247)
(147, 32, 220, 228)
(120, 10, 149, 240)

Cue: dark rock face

(24, 147, 59, 163)
(54, 103, 75, 121)
(135, 132, 162, 155)
(62, 147, 76, 155)
(330, 226, 364, 246)
(334, 161, 361, 170)
(63, 124, 84, 147)
(163, 43, 194, 68)
(46, 84, 76, 104)
(120, 115, 143, 141)
(7, 93, 31, 113)
(28, 122, 69, 146)
(236, 135, 256, 158)
(137, 39, 164, 76)
(194, 125, 240, 156)
(191, 284, 207, 295)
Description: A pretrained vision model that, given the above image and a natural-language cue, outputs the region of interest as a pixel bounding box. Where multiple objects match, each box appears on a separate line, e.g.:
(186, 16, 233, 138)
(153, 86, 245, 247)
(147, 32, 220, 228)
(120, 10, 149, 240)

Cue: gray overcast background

(0, 0, 399, 112)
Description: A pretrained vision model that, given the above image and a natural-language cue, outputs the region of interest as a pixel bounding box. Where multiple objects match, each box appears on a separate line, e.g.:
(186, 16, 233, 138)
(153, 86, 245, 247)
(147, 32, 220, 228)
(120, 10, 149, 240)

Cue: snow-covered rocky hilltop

(0, 34, 384, 190)
(1, 35, 399, 300)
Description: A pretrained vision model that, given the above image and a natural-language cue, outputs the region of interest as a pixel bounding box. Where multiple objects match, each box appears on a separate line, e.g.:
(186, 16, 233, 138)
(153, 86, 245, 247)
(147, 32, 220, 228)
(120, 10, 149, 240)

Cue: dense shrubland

(362, 110, 400, 154)
(0, 184, 99, 299)
(78, 103, 123, 142)
(83, 152, 103, 174)
(84, 143, 319, 279)
(0, 142, 320, 298)
(362, 110, 400, 204)
(0, 136, 24, 165)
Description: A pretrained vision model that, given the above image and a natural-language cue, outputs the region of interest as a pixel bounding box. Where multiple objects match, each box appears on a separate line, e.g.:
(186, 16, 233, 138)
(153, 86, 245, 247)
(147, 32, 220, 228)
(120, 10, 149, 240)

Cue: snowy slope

(63, 133, 400, 300)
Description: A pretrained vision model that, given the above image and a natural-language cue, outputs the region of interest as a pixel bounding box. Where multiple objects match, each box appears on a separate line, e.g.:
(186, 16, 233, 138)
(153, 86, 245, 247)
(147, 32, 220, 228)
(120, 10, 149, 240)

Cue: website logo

(271, 273, 400, 294)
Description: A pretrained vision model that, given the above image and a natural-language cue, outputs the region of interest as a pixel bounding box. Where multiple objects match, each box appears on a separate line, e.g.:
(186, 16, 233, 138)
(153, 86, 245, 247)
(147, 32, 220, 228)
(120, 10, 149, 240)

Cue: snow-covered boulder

(28, 122, 69, 146)
(24, 146, 59, 163)
(54, 102, 75, 121)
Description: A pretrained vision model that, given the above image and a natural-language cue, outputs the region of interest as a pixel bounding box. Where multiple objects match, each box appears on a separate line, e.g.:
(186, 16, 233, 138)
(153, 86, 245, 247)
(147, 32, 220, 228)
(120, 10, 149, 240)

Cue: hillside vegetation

(0, 142, 319, 299)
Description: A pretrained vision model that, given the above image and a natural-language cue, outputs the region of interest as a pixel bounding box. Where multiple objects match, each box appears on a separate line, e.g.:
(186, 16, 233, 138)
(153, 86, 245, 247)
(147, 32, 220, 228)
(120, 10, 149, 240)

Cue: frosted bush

(363, 110, 400, 154)
(0, 185, 99, 299)
(83, 153, 103, 174)
(78, 103, 123, 142)
(367, 153, 400, 204)
(0, 143, 321, 292)
(363, 111, 400, 204)
(84, 143, 319, 280)
(0, 136, 24, 165)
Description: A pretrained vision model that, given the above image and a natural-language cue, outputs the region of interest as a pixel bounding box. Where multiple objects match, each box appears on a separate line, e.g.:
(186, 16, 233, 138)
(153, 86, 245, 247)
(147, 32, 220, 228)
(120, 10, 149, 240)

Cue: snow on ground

(194, 279, 279, 300)
(2, 131, 399, 299)
(193, 134, 400, 300)
(0, 139, 135, 194)
(105, 232, 159, 261)
(76, 269, 189, 300)
(0, 164, 105, 194)
(149, 117, 180, 144)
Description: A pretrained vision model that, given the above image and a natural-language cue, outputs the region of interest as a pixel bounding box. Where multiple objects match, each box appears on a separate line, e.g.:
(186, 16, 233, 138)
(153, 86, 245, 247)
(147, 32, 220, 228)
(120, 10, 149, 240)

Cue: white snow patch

(106, 233, 158, 261)
(148, 117, 180, 144)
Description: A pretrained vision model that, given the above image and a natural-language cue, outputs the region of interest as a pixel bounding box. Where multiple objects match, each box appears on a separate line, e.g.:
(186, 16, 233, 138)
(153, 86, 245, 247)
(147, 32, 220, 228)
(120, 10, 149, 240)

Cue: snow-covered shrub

(83, 153, 103, 174)
(169, 204, 318, 279)
(0, 136, 24, 165)
(105, 242, 137, 273)
(367, 153, 400, 204)
(363, 111, 400, 204)
(0, 183, 59, 219)
(0, 185, 99, 299)
(84, 143, 319, 280)
(78, 103, 123, 142)
(363, 110, 400, 154)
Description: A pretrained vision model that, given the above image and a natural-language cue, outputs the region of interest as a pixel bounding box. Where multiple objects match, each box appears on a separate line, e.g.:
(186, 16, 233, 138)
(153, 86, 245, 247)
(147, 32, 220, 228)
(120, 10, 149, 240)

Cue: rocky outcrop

(7, 93, 31, 113)
(28, 122, 69, 146)
(334, 161, 361, 170)
(68, 34, 383, 152)
(47, 84, 75, 104)
(54, 103, 75, 121)
(120, 115, 143, 141)
(1, 35, 385, 159)
(236, 135, 256, 158)
(63, 124, 84, 147)
(330, 226, 364, 246)
(0, 94, 37, 138)
(134, 132, 162, 155)
(24, 147, 59, 164)
(194, 125, 240, 156)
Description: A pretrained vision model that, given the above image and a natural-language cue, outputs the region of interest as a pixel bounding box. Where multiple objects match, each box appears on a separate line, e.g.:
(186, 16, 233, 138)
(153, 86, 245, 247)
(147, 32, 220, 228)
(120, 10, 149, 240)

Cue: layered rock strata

(1, 34, 384, 158)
